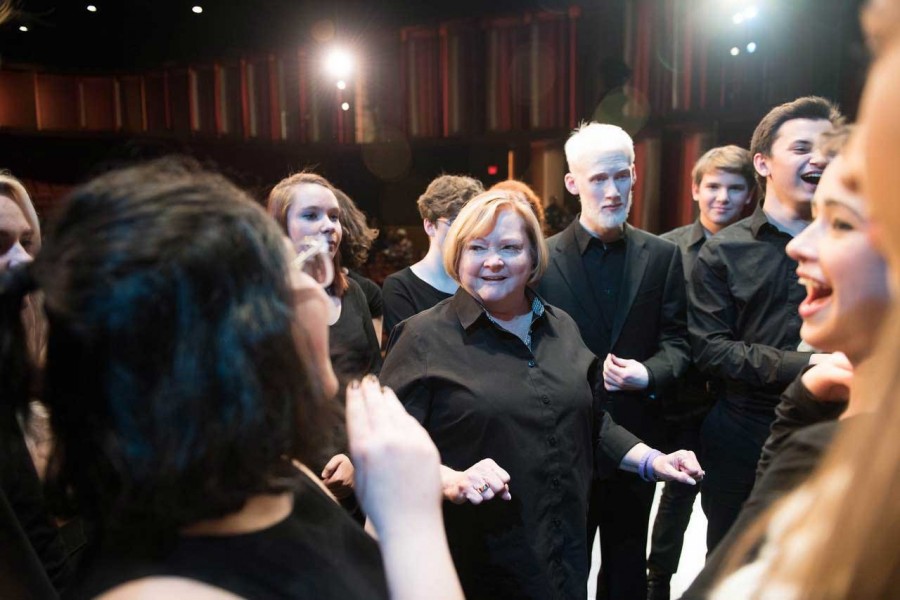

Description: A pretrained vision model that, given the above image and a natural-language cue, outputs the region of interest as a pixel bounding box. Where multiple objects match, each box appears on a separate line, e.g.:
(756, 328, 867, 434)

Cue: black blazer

(536, 220, 690, 443)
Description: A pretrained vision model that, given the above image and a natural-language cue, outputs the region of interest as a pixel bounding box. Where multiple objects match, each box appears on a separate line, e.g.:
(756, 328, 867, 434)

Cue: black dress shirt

(688, 204, 811, 424)
(574, 223, 626, 346)
(661, 220, 717, 417)
(380, 288, 641, 600)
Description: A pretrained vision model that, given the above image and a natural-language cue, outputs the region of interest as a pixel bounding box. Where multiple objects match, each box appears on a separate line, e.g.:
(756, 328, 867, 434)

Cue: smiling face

(458, 208, 533, 316)
(754, 118, 833, 219)
(694, 169, 753, 233)
(565, 147, 634, 235)
(286, 183, 342, 258)
(857, 41, 900, 290)
(786, 154, 890, 364)
(0, 194, 35, 272)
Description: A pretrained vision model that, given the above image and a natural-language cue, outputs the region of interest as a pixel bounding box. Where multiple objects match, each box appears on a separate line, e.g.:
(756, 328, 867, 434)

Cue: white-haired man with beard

(537, 123, 690, 600)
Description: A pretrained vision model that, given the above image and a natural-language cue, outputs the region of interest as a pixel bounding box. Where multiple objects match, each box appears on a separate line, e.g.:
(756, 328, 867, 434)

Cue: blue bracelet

(640, 449, 664, 482)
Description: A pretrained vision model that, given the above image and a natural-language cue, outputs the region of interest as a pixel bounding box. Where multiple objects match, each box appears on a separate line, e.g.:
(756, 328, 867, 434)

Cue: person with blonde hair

(696, 6, 900, 596)
(380, 190, 703, 599)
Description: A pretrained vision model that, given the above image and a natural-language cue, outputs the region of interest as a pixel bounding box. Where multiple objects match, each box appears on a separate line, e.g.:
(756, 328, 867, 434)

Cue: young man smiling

(647, 145, 755, 600)
(687, 97, 841, 554)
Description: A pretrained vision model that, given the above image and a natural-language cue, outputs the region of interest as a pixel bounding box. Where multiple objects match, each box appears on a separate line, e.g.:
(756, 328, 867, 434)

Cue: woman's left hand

(322, 453, 356, 499)
(652, 450, 705, 485)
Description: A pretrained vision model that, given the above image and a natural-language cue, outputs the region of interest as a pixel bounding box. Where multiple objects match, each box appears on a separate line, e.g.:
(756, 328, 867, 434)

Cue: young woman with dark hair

(0, 159, 462, 599)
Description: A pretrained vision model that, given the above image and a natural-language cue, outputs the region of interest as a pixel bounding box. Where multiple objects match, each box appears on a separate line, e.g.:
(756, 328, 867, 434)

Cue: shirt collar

(574, 219, 628, 255)
(452, 286, 546, 330)
(749, 201, 773, 238)
(687, 219, 708, 247)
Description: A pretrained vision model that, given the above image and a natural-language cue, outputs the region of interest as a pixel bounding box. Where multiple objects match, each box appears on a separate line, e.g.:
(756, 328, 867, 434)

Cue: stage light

(341, 102, 350, 111)
(744, 6, 758, 19)
(192, 5, 203, 14)
(733, 13, 744, 24)
(18, 25, 27, 32)
(324, 48, 354, 79)
(86, 4, 97, 12)
(730, 46, 740, 56)
(336, 80, 347, 90)
(487, 165, 499, 176)
(747, 42, 757, 53)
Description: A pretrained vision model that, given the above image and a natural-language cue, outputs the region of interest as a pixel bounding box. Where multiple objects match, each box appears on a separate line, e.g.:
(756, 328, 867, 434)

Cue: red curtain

(401, 26, 441, 138)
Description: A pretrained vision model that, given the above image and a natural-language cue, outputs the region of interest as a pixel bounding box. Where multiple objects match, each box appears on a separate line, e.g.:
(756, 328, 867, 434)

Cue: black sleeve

(382, 274, 418, 342)
(589, 359, 641, 478)
(681, 422, 837, 600)
(0, 424, 73, 596)
(350, 272, 384, 319)
(642, 243, 690, 392)
(688, 242, 810, 386)
(380, 320, 432, 426)
(755, 370, 847, 481)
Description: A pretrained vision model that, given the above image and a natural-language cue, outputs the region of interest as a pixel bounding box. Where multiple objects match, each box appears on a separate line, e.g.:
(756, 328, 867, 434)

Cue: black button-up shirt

(380, 288, 640, 600)
(662, 220, 717, 417)
(688, 204, 811, 423)
(574, 223, 627, 339)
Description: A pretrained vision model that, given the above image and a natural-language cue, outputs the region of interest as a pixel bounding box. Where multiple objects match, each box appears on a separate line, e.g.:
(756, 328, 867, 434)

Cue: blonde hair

(0, 173, 46, 367)
(0, 171, 42, 254)
(442, 191, 548, 286)
(719, 307, 900, 598)
(564, 122, 635, 171)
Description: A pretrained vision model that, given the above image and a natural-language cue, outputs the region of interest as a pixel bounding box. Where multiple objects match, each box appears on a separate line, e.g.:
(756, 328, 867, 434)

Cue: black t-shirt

(381, 266, 453, 340)
(348, 270, 383, 319)
(74, 472, 389, 600)
(330, 278, 383, 382)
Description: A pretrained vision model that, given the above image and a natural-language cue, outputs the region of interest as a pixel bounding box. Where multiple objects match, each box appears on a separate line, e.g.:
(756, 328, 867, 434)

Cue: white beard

(586, 193, 632, 231)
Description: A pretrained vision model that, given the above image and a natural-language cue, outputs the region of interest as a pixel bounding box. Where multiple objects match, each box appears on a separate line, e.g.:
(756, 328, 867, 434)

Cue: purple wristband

(639, 449, 664, 482)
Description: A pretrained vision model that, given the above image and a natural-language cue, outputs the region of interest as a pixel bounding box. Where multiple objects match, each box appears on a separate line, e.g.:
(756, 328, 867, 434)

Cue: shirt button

(553, 518, 562, 528)
(528, 359, 536, 368)
(542, 395, 550, 405)
(549, 436, 557, 446)
(552, 478, 560, 488)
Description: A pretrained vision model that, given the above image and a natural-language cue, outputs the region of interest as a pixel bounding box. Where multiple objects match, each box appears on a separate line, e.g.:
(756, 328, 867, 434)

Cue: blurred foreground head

(31, 158, 335, 533)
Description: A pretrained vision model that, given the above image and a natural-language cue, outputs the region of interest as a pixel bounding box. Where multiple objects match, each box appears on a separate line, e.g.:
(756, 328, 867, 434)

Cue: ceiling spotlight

(86, 4, 97, 12)
(744, 6, 758, 19)
(192, 5, 203, 14)
(730, 47, 740, 56)
(732, 13, 744, 24)
(336, 80, 347, 90)
(18, 25, 28, 32)
(324, 49, 354, 79)
(341, 102, 350, 111)
(747, 42, 758, 53)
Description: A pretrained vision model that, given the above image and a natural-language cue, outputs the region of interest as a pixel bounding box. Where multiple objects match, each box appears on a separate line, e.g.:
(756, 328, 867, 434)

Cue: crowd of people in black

(3, 1, 900, 598)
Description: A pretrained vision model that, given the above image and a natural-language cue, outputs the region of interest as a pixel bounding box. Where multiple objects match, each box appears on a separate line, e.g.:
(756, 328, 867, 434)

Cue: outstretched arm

(347, 377, 464, 600)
